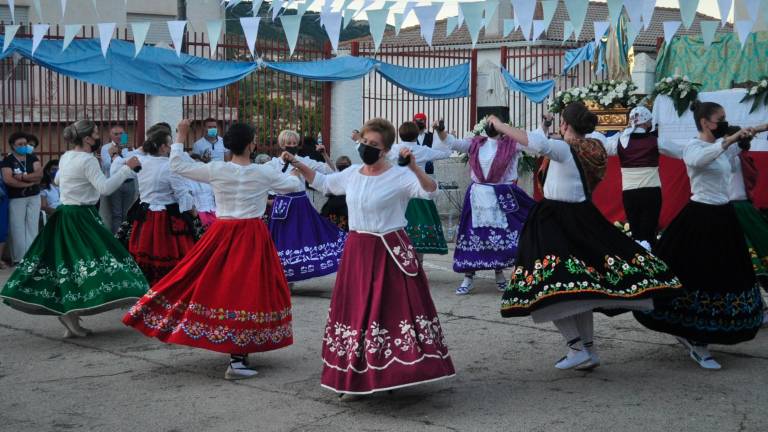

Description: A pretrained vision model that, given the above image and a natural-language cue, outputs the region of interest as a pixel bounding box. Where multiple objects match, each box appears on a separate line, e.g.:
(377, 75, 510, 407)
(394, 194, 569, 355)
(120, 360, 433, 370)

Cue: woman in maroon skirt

(128, 128, 196, 285)
(124, 120, 302, 380)
(286, 118, 455, 395)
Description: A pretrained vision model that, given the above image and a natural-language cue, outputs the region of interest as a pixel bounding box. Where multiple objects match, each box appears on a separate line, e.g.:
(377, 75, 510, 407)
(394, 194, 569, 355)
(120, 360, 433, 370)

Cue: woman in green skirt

(1, 120, 148, 338)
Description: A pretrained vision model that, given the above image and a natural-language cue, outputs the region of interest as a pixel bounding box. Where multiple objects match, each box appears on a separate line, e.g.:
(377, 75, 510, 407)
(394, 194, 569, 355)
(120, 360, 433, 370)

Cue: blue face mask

(120, 132, 129, 145)
(15, 145, 34, 155)
(207, 128, 218, 138)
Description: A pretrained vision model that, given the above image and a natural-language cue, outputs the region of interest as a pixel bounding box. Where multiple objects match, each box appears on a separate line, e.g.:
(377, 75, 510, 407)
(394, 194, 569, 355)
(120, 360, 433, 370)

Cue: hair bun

(690, 100, 700, 112)
(63, 125, 77, 143)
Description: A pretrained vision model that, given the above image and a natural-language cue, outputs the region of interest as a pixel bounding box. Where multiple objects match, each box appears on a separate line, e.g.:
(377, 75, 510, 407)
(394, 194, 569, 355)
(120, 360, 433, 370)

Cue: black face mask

(357, 143, 382, 165)
(285, 146, 299, 155)
(91, 139, 101, 152)
(712, 120, 729, 139)
(415, 121, 426, 130)
(484, 123, 499, 138)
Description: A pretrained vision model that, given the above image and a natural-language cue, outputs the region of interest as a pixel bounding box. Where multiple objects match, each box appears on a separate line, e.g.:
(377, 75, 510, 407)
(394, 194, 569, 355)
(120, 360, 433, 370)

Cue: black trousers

(622, 187, 662, 247)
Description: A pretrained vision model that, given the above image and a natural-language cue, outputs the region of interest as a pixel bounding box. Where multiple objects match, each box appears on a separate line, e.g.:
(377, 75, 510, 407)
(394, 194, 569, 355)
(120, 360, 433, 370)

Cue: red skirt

(123, 218, 292, 354)
(321, 230, 455, 394)
(128, 210, 196, 285)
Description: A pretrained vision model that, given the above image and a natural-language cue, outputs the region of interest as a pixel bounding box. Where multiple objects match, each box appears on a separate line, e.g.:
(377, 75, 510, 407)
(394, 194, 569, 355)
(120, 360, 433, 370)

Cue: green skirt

(405, 198, 448, 255)
(733, 200, 768, 277)
(1, 205, 149, 315)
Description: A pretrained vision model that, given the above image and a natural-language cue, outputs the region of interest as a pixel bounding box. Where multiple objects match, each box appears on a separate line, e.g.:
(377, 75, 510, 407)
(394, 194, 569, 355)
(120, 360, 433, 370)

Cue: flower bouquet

(653, 75, 701, 116)
(548, 80, 640, 114)
(739, 78, 768, 113)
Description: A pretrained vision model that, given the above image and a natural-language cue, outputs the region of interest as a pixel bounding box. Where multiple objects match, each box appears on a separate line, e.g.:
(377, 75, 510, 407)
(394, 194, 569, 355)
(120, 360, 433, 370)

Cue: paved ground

(1, 250, 767, 432)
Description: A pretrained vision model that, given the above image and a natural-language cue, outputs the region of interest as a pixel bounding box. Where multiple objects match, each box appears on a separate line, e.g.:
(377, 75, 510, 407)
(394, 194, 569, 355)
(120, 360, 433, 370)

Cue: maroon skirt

(128, 210, 195, 286)
(321, 230, 455, 395)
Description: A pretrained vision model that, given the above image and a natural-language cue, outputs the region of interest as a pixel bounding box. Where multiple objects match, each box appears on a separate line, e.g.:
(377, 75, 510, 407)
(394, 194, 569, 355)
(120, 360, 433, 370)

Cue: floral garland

(548, 80, 640, 114)
(739, 78, 768, 113)
(652, 75, 701, 116)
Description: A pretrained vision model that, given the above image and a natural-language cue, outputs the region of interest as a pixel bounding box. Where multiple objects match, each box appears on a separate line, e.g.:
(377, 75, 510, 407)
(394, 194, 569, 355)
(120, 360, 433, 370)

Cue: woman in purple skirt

(434, 120, 535, 295)
(266, 130, 347, 283)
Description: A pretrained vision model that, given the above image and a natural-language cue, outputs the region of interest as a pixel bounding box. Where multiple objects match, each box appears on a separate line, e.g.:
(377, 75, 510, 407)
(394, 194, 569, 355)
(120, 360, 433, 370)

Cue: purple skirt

(453, 183, 534, 273)
(269, 192, 347, 282)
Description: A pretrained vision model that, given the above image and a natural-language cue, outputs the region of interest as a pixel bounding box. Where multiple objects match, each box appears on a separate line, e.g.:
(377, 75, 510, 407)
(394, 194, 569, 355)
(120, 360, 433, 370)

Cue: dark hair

(142, 129, 171, 155)
(361, 118, 397, 149)
(690, 101, 724, 132)
(146, 122, 172, 140)
(8, 131, 27, 146)
(63, 120, 97, 146)
(561, 102, 598, 135)
(399, 122, 420, 142)
(41, 159, 59, 189)
(26, 133, 39, 147)
(223, 122, 255, 156)
(203, 117, 217, 126)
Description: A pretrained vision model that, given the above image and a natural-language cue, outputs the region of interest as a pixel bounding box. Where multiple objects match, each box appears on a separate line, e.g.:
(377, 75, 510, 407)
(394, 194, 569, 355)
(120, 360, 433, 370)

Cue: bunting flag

(678, 0, 699, 29)
(240, 17, 261, 59)
(297, 0, 315, 17)
(717, 0, 732, 27)
(607, 0, 624, 28)
(512, 0, 536, 43)
(354, 0, 376, 19)
(627, 20, 643, 47)
(2, 25, 20, 53)
(60, 0, 68, 17)
(623, 0, 644, 27)
(460, 1, 486, 47)
(90, 0, 100, 18)
(343, 9, 356, 29)
(130, 22, 150, 57)
(662, 20, 681, 47)
(563, 20, 574, 43)
(484, 0, 500, 24)
(323, 11, 342, 53)
(531, 20, 547, 43)
(641, 0, 656, 30)
(734, 20, 754, 48)
(272, 0, 284, 21)
(458, 4, 464, 27)
(62, 24, 81, 52)
(251, 0, 264, 16)
(700, 20, 719, 49)
(7, 0, 15, 24)
(383, 1, 397, 11)
(339, 0, 354, 13)
(97, 22, 115, 58)
(564, 0, 589, 41)
(226, 0, 243, 8)
(395, 13, 406, 36)
(593, 21, 610, 48)
(413, 4, 443, 47)
(366, 8, 389, 52)
(446, 16, 458, 37)
(280, 14, 302, 56)
(541, 0, 558, 31)
(403, 1, 416, 20)
(167, 20, 186, 57)
(743, 0, 761, 22)
(503, 19, 517, 37)
(207, 20, 224, 53)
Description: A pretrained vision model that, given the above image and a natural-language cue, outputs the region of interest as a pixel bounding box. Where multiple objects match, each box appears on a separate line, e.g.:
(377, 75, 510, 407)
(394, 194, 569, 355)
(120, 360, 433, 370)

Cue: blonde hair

(277, 129, 300, 147)
(63, 120, 96, 145)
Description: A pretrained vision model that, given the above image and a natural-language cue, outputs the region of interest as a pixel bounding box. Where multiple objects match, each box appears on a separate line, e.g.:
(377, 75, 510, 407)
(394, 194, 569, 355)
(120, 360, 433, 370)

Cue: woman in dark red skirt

(129, 128, 196, 285)
(287, 118, 455, 395)
(124, 121, 302, 380)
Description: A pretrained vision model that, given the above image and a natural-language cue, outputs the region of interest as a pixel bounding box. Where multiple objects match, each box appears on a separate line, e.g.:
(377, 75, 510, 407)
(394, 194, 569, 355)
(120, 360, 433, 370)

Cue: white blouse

(266, 155, 334, 192)
(387, 141, 451, 171)
(729, 156, 747, 201)
(434, 134, 521, 184)
(109, 148, 144, 177)
(136, 154, 194, 212)
(189, 180, 216, 213)
(526, 130, 587, 203)
(683, 138, 741, 205)
(311, 164, 438, 233)
(56, 150, 136, 206)
(169, 144, 302, 219)
(41, 185, 61, 209)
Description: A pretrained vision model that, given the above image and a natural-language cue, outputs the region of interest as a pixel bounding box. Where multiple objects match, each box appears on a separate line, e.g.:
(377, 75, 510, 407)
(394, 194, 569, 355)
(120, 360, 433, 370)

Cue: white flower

(680, 91, 688, 98)
(666, 77, 673, 83)
(761, 80, 768, 88)
(556, 91, 563, 97)
(750, 87, 758, 95)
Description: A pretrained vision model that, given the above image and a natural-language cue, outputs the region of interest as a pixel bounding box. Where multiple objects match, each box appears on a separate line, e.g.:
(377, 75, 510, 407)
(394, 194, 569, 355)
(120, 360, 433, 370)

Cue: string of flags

(0, 0, 762, 59)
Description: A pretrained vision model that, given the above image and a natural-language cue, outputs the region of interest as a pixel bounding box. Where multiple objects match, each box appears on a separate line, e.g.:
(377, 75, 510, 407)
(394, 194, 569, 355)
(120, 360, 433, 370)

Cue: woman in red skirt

(286, 118, 455, 395)
(128, 128, 196, 285)
(124, 120, 302, 380)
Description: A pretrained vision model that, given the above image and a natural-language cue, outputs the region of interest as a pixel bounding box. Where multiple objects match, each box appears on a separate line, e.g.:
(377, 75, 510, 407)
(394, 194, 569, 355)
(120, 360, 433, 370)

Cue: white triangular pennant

(446, 16, 458, 37)
(280, 14, 302, 56)
(734, 20, 754, 48)
(460, 1, 486, 47)
(662, 20, 681, 47)
(240, 17, 261, 59)
(366, 8, 389, 52)
(60, 0, 68, 16)
(343, 9, 356, 29)
(96, 23, 114, 58)
(512, 0, 536, 42)
(531, 20, 547, 43)
(323, 11, 342, 53)
(743, 0, 761, 20)
(206, 20, 224, 53)
(541, 0, 558, 31)
(623, 0, 644, 27)
(297, 0, 315, 17)
(395, 13, 406, 36)
(458, 5, 464, 27)
(484, 0, 500, 25)
(700, 20, 719, 49)
(564, 0, 589, 40)
(413, 4, 443, 47)
(627, 20, 643, 47)
(503, 19, 517, 37)
(130, 22, 150, 57)
(563, 20, 574, 43)
(2, 25, 20, 53)
(678, 0, 699, 29)
(226, 0, 243, 8)
(62, 24, 81, 52)
(717, 0, 732, 27)
(7, 0, 15, 24)
(167, 20, 186, 57)
(272, 0, 284, 20)
(607, 0, 624, 28)
(641, 0, 656, 30)
(593, 20, 609, 47)
(355, 0, 375, 18)
(402, 1, 416, 20)
(251, 0, 264, 16)
(339, 0, 353, 13)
